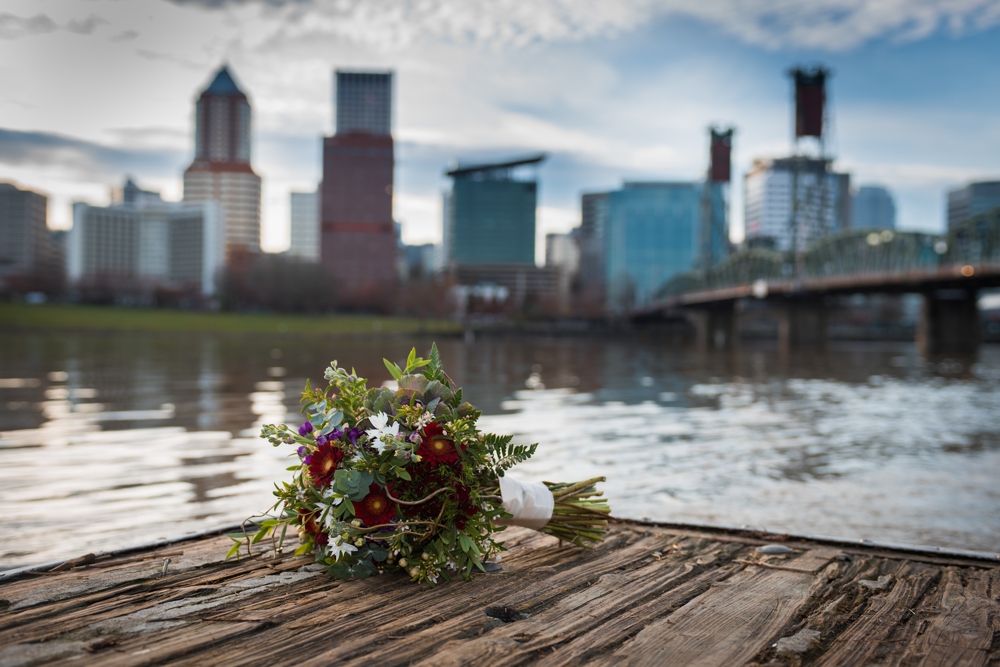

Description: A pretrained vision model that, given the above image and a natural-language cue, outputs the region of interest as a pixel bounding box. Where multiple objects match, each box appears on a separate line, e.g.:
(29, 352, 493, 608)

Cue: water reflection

(1, 332, 998, 569)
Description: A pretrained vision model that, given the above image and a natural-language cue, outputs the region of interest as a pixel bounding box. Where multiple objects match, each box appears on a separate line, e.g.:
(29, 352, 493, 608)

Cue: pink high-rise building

(183, 66, 261, 264)
(320, 71, 397, 311)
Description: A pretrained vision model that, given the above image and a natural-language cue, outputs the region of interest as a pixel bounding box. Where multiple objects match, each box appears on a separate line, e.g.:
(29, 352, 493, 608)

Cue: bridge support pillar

(917, 289, 979, 355)
(688, 302, 738, 350)
(776, 302, 828, 352)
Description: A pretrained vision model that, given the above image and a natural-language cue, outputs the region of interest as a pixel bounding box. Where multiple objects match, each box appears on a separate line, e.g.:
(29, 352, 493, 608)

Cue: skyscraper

(744, 157, 850, 252)
(852, 185, 896, 229)
(947, 181, 1000, 230)
(321, 70, 396, 310)
(0, 182, 60, 290)
(183, 65, 261, 264)
(288, 191, 319, 262)
(603, 182, 708, 312)
(444, 155, 543, 266)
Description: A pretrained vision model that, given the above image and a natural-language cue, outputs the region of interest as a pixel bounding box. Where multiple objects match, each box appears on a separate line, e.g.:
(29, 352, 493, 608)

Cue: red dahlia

(418, 422, 461, 465)
(298, 509, 328, 545)
(308, 442, 344, 487)
(354, 482, 396, 527)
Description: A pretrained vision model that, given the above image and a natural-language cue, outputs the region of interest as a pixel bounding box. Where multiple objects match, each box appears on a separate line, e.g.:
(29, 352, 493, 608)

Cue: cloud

(162, 0, 1000, 52)
(110, 30, 139, 42)
(66, 14, 108, 35)
(0, 13, 57, 39)
(0, 127, 185, 182)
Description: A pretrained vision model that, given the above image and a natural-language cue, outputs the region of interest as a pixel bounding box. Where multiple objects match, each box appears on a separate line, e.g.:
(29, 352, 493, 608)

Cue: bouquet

(232, 344, 610, 585)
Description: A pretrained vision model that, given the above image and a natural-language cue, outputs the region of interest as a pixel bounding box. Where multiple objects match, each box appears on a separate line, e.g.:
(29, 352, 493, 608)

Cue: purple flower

(345, 426, 364, 445)
(297, 446, 308, 458)
(303, 454, 313, 465)
(298, 421, 314, 436)
(315, 428, 344, 446)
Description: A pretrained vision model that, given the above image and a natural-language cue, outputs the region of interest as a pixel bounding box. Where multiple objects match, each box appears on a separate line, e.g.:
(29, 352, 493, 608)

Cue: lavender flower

(345, 426, 364, 445)
(298, 421, 314, 436)
(297, 445, 308, 458)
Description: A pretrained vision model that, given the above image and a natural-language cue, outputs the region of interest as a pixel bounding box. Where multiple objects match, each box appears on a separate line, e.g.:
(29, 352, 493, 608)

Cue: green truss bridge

(633, 208, 1000, 353)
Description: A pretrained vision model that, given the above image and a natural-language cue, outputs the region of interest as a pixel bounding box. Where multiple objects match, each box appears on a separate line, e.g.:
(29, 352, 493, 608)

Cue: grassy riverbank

(0, 303, 461, 336)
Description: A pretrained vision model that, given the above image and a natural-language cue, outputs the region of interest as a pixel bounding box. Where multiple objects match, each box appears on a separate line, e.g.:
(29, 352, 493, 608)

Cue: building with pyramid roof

(183, 65, 261, 264)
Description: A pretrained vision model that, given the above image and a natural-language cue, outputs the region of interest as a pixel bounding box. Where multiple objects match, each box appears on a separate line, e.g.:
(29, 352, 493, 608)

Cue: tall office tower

(68, 191, 223, 298)
(575, 192, 610, 313)
(183, 65, 261, 264)
(852, 185, 896, 229)
(288, 191, 319, 262)
(947, 181, 1000, 230)
(0, 182, 58, 287)
(321, 70, 396, 310)
(443, 155, 563, 313)
(743, 157, 850, 252)
(546, 232, 580, 275)
(444, 155, 543, 266)
(603, 182, 711, 312)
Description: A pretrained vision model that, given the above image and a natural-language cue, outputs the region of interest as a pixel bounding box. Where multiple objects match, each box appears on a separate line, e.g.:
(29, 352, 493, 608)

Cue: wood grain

(0, 523, 997, 667)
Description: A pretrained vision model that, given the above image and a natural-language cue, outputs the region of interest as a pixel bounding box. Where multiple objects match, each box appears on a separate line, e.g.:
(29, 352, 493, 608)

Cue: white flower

(327, 536, 358, 560)
(365, 412, 399, 452)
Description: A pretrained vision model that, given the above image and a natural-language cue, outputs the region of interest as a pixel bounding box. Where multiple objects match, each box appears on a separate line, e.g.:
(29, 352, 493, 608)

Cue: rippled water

(1, 331, 999, 570)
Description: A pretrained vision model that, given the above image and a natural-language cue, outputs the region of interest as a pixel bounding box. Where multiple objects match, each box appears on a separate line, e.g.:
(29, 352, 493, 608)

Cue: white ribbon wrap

(495, 476, 554, 530)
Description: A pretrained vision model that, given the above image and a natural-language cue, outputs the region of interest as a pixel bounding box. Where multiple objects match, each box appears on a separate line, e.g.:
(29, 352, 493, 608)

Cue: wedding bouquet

(232, 344, 609, 585)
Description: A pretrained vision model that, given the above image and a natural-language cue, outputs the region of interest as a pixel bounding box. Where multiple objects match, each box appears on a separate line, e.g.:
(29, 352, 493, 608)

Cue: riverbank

(2, 521, 997, 665)
(0, 303, 462, 336)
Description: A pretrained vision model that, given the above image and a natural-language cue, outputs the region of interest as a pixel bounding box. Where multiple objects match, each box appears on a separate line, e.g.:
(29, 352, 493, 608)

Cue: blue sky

(1, 0, 998, 258)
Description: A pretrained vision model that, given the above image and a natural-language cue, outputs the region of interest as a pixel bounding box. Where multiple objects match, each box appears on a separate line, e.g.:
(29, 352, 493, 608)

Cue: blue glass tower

(444, 155, 544, 267)
(604, 182, 723, 311)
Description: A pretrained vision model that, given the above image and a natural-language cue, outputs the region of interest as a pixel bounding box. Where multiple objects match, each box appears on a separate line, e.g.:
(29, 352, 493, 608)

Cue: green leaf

(334, 469, 375, 501)
(294, 542, 313, 556)
(383, 359, 403, 381)
(395, 467, 411, 481)
(458, 533, 474, 553)
(225, 541, 242, 560)
(327, 561, 352, 579)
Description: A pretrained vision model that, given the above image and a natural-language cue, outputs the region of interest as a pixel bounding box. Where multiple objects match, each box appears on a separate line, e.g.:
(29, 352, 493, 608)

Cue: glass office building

(604, 182, 725, 311)
(444, 156, 543, 267)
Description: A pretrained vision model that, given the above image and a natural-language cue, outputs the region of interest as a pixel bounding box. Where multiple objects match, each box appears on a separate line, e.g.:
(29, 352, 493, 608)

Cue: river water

(1, 331, 998, 570)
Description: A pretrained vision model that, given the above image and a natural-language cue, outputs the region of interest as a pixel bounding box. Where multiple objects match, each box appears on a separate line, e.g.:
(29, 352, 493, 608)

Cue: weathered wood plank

(589, 548, 838, 666)
(399, 542, 744, 667)
(884, 567, 1000, 667)
(1, 523, 997, 667)
(813, 561, 940, 667)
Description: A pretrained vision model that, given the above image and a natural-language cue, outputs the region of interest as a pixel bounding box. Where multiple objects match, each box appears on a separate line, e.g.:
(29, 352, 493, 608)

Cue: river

(1, 331, 998, 570)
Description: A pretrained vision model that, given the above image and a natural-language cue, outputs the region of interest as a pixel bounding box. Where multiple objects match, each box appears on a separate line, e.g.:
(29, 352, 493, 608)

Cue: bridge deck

(640, 261, 1000, 315)
(2, 522, 998, 666)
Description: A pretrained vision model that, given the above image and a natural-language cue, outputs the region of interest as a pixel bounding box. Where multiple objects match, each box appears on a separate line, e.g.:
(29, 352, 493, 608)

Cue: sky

(1, 0, 999, 260)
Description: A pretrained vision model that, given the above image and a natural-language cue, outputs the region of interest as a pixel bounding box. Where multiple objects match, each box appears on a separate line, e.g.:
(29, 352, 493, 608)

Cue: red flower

(354, 482, 396, 527)
(298, 509, 328, 545)
(418, 422, 460, 465)
(308, 442, 344, 487)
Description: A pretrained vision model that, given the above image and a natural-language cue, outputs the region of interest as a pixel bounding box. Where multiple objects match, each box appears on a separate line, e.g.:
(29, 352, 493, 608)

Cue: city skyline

(1, 0, 999, 263)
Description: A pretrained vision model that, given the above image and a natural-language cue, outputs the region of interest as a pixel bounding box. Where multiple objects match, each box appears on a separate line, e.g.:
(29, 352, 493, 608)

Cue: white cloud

(166, 0, 1000, 52)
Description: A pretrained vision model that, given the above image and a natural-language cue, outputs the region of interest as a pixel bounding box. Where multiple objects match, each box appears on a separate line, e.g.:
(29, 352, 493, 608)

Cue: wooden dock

(1, 522, 998, 666)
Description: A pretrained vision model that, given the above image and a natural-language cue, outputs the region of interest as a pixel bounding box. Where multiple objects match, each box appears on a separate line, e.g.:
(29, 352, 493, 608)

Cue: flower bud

(398, 558, 407, 567)
(354, 538, 364, 547)
(409, 567, 420, 577)
(421, 552, 430, 561)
